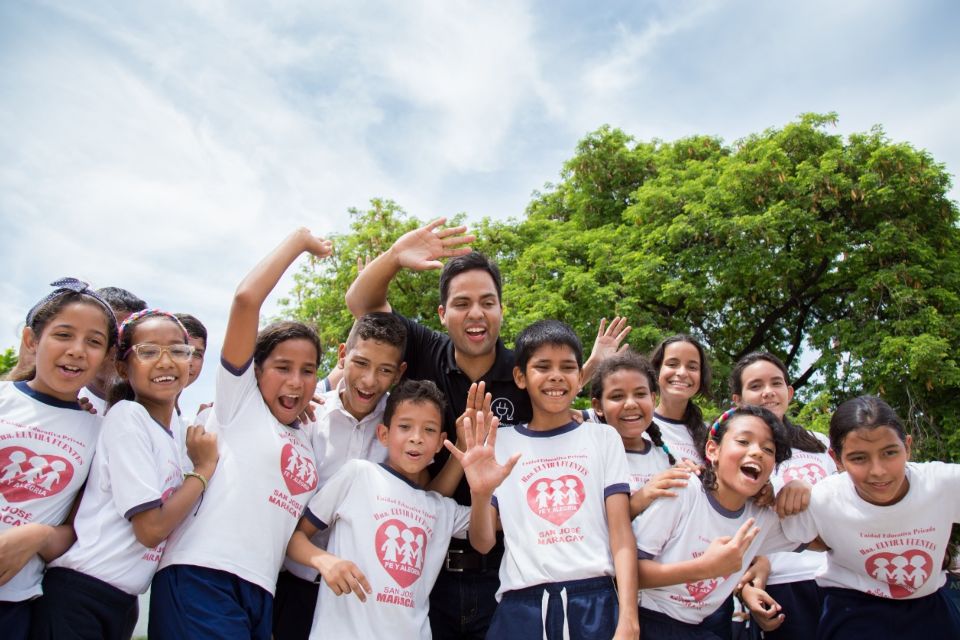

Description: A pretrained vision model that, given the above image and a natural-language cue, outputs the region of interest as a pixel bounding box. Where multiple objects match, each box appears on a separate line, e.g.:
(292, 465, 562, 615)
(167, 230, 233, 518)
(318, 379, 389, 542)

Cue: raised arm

(344, 218, 474, 318)
(427, 382, 491, 496)
(222, 228, 333, 369)
(581, 316, 631, 389)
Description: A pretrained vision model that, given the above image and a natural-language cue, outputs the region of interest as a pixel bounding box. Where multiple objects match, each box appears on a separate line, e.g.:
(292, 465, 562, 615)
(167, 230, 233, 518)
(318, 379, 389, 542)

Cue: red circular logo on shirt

(280, 444, 317, 495)
(0, 446, 75, 502)
(526, 475, 585, 526)
(375, 519, 427, 588)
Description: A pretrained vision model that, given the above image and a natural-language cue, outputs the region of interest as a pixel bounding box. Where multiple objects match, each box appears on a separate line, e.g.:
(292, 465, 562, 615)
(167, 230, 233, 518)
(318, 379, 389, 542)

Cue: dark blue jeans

(429, 567, 500, 640)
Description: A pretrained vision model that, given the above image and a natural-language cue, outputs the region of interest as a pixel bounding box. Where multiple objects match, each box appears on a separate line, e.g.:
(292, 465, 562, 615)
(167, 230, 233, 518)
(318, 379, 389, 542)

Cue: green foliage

(283, 115, 960, 460)
(0, 348, 16, 378)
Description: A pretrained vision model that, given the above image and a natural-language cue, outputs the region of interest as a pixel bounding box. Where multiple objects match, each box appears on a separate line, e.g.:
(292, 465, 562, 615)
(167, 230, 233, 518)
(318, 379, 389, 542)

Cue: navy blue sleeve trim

(125, 498, 164, 521)
(491, 495, 499, 512)
(638, 549, 655, 560)
(604, 483, 630, 498)
(793, 543, 809, 553)
(304, 508, 328, 531)
(220, 355, 253, 377)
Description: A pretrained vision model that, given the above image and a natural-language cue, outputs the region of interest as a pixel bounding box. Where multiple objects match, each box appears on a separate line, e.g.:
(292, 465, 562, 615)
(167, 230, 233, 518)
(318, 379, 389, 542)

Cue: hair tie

(710, 407, 738, 440)
(118, 309, 189, 347)
(25, 278, 115, 328)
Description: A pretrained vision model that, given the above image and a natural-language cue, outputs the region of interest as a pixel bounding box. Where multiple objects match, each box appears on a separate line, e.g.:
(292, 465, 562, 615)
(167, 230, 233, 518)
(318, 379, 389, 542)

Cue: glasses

(125, 343, 195, 363)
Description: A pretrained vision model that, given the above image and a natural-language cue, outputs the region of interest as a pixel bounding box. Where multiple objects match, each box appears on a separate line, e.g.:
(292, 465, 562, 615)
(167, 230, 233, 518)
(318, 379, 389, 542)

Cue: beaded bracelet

(184, 471, 208, 491)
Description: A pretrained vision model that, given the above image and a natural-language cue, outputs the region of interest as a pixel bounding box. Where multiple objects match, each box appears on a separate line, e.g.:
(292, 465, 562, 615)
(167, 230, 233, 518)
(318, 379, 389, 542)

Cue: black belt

(443, 546, 504, 573)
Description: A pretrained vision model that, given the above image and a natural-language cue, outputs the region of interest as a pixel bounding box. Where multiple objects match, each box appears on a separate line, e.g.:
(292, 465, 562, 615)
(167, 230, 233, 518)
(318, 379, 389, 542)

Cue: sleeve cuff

(304, 508, 328, 531)
(637, 549, 655, 560)
(604, 483, 630, 498)
(220, 355, 253, 377)
(125, 498, 164, 521)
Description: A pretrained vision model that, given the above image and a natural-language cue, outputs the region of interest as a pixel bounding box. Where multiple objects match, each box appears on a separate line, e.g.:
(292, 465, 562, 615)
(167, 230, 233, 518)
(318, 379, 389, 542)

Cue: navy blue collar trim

(14, 381, 82, 410)
(625, 439, 652, 455)
(705, 485, 746, 519)
(513, 420, 580, 438)
(379, 463, 424, 490)
(653, 411, 686, 426)
(151, 416, 175, 438)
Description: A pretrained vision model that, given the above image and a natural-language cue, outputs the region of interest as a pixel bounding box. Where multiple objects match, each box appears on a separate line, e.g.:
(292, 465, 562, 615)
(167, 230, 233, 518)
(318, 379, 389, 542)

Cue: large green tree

(285, 114, 960, 460)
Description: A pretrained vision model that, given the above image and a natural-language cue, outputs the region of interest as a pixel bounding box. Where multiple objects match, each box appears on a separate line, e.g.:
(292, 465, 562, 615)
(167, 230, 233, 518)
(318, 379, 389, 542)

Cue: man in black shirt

(345, 218, 626, 639)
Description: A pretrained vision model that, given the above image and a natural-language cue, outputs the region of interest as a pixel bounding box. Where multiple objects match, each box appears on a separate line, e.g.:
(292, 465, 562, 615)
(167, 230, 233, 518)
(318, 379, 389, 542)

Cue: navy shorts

(149, 565, 272, 640)
(271, 570, 319, 640)
(763, 580, 824, 640)
(487, 576, 618, 640)
(0, 599, 32, 640)
(819, 586, 960, 640)
(639, 607, 723, 640)
(30, 567, 138, 640)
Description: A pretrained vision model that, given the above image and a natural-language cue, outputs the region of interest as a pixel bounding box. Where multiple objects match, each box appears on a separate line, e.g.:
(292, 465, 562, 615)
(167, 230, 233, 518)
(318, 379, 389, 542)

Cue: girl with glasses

(32, 309, 220, 640)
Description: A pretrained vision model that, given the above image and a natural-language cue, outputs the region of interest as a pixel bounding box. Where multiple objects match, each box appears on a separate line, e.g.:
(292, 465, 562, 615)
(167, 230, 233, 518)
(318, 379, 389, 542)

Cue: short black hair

(439, 251, 502, 306)
(829, 395, 907, 455)
(254, 321, 321, 367)
(345, 312, 407, 356)
(96, 287, 147, 314)
(175, 313, 207, 344)
(514, 319, 583, 372)
(383, 379, 446, 428)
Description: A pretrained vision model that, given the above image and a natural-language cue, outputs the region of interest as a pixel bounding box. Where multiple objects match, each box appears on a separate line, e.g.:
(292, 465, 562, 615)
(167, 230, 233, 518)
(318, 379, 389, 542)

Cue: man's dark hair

(438, 252, 502, 306)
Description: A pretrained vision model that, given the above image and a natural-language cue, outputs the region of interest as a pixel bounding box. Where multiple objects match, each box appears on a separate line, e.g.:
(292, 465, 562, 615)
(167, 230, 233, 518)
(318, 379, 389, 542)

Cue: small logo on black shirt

(491, 397, 515, 423)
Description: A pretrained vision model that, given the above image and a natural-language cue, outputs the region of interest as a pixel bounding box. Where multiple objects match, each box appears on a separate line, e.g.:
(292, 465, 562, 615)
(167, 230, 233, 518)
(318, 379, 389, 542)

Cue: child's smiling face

(117, 317, 189, 409)
(593, 368, 655, 450)
(377, 400, 445, 484)
(705, 415, 777, 509)
(338, 337, 405, 421)
(832, 426, 911, 506)
(657, 341, 701, 405)
(255, 338, 319, 425)
(513, 343, 581, 429)
(733, 360, 793, 420)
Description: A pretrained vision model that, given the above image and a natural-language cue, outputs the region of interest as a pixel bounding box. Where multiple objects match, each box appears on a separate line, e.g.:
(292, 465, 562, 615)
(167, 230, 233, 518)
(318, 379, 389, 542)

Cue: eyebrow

(52, 322, 108, 339)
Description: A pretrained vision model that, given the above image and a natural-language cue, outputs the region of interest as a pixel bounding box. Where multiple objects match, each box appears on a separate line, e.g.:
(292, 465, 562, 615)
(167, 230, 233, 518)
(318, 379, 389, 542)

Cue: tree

(0, 348, 16, 378)
(284, 114, 960, 460)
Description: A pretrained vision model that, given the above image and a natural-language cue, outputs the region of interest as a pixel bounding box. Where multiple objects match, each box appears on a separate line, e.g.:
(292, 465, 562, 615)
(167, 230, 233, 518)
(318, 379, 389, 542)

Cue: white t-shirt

(50, 401, 185, 594)
(782, 461, 960, 600)
(284, 385, 388, 582)
(625, 436, 673, 493)
(305, 459, 469, 640)
(767, 431, 836, 586)
(79, 386, 108, 417)
(652, 413, 704, 465)
(492, 420, 630, 599)
(635, 477, 798, 623)
(0, 381, 101, 601)
(158, 359, 319, 594)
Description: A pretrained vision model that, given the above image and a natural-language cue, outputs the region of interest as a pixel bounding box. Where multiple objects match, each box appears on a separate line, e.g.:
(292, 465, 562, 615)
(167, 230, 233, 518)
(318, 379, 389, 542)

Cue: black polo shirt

(395, 312, 532, 506)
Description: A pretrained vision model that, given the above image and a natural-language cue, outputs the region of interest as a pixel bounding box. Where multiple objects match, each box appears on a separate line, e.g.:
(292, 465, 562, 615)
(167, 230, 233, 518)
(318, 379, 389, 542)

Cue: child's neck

(386, 461, 424, 486)
(527, 409, 574, 432)
(339, 389, 373, 422)
(710, 484, 748, 512)
(137, 395, 177, 427)
(621, 432, 650, 452)
(656, 396, 688, 421)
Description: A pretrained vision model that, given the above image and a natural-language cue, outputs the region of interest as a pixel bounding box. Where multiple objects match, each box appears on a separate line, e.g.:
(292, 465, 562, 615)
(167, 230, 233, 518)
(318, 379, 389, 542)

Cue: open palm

(444, 411, 519, 496)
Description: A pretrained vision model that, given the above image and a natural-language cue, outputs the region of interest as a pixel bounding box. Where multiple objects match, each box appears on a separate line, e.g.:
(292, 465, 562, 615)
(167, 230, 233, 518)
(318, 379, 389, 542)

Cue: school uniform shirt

(766, 431, 836, 586)
(49, 400, 184, 594)
(283, 385, 389, 582)
(634, 476, 799, 624)
(0, 381, 101, 601)
(652, 413, 704, 465)
(304, 459, 470, 640)
(625, 436, 672, 493)
(492, 420, 630, 599)
(782, 461, 960, 600)
(79, 386, 108, 417)
(158, 358, 319, 595)
(395, 312, 533, 507)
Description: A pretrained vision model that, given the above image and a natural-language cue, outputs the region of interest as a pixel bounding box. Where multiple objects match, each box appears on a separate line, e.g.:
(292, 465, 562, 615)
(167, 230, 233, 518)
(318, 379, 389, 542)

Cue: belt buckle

(445, 548, 465, 573)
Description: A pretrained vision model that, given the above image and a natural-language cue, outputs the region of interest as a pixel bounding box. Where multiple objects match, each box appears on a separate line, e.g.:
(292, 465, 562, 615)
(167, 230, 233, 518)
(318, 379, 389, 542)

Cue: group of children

(1, 225, 959, 640)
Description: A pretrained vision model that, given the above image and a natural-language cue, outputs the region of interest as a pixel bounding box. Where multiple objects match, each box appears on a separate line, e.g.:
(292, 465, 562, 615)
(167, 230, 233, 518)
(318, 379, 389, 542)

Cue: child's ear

(115, 357, 129, 380)
(396, 361, 407, 381)
(828, 448, 843, 471)
(731, 393, 742, 407)
(785, 385, 795, 405)
(704, 438, 720, 465)
(337, 343, 347, 369)
(513, 366, 527, 390)
(376, 423, 389, 446)
(590, 397, 604, 419)
(436, 432, 447, 453)
(904, 434, 913, 461)
(21, 327, 38, 355)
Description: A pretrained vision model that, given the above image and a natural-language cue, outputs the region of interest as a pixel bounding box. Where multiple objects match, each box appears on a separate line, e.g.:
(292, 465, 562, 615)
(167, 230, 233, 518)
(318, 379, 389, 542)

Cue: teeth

(544, 390, 566, 397)
(466, 328, 485, 335)
(153, 376, 175, 383)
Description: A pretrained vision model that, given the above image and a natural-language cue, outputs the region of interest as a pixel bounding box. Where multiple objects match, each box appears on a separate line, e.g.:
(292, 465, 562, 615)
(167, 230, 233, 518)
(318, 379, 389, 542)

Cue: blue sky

(2, 0, 958, 413)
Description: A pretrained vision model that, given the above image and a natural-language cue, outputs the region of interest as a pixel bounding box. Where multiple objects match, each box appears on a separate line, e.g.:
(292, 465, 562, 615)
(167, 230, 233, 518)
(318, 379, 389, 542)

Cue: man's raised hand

(391, 218, 475, 271)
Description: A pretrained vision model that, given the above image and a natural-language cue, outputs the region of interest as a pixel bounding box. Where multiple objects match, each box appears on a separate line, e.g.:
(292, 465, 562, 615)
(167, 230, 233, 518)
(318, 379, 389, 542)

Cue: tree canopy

(283, 113, 960, 460)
